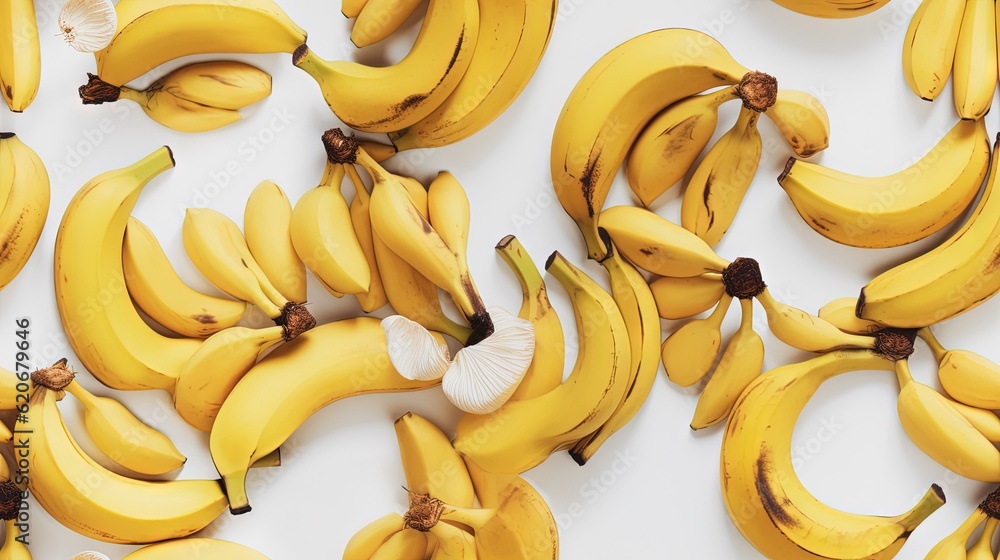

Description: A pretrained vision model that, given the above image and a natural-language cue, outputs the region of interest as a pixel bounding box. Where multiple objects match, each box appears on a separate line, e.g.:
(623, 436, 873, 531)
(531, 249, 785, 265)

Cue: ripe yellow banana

(173, 325, 286, 432)
(571, 234, 661, 464)
(953, 0, 997, 120)
(454, 251, 630, 474)
(662, 294, 732, 387)
(600, 205, 730, 276)
(0, 133, 49, 291)
(370, 530, 426, 560)
(345, 164, 388, 312)
(817, 296, 881, 335)
(123, 539, 269, 559)
(0, 481, 29, 560)
(551, 28, 749, 260)
(896, 358, 1000, 482)
(245, 180, 307, 304)
(967, 516, 998, 560)
(425, 520, 476, 559)
(344, 513, 408, 560)
(780, 117, 990, 248)
(858, 133, 1000, 327)
(691, 298, 764, 429)
(17, 382, 227, 543)
(343, 0, 369, 17)
(768, 0, 891, 18)
(210, 318, 442, 513)
(351, 0, 423, 47)
(54, 147, 203, 391)
(649, 274, 726, 320)
(395, 412, 475, 507)
(920, 327, 1000, 410)
(902, 0, 966, 100)
(946, 397, 1000, 442)
(123, 217, 247, 338)
(626, 85, 739, 207)
(722, 349, 945, 560)
(766, 89, 830, 158)
(0, 0, 39, 111)
(389, 0, 556, 150)
(95, 0, 305, 87)
(758, 287, 876, 352)
(292, 0, 478, 133)
(926, 506, 989, 558)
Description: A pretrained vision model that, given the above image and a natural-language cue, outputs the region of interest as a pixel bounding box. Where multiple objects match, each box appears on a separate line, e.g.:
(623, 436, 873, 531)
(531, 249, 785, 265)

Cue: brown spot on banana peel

(754, 448, 799, 529)
(192, 314, 218, 325)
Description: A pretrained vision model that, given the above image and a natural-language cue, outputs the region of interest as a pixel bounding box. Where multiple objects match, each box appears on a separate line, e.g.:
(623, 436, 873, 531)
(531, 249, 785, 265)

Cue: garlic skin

(382, 315, 451, 381)
(442, 306, 535, 414)
(59, 0, 117, 53)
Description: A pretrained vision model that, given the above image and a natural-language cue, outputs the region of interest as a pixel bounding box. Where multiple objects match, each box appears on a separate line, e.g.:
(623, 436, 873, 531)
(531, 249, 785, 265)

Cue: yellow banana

(816, 296, 882, 335)
(245, 180, 307, 304)
(425, 521, 476, 559)
(902, 0, 966, 100)
(0, 0, 40, 111)
(953, 0, 997, 120)
(395, 412, 475, 507)
(123, 539, 270, 559)
(344, 513, 408, 560)
(758, 287, 876, 352)
(343, 0, 369, 17)
(370, 530, 427, 560)
(766, 89, 830, 158)
(967, 517, 998, 560)
(926, 507, 989, 559)
(345, 164, 388, 312)
(662, 293, 732, 387)
(0, 133, 49, 291)
(351, 0, 423, 47)
(649, 274, 726, 320)
(767, 0, 891, 18)
(920, 328, 1000, 411)
(946, 397, 1000, 442)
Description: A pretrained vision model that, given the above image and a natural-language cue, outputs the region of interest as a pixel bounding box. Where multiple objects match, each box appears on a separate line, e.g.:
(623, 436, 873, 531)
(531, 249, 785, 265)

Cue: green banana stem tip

(29, 358, 75, 391)
(722, 257, 765, 299)
(79, 73, 121, 105)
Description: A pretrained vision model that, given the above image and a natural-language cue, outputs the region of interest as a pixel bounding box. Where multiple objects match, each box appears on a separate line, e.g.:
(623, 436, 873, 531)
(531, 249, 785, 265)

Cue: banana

(722, 349, 945, 560)
(919, 328, 1000, 410)
(95, 0, 306, 87)
(173, 325, 286, 432)
(0, 481, 29, 560)
(902, 0, 966, 101)
(183, 207, 315, 338)
(496, 235, 564, 402)
(370, 530, 426, 560)
(343, 0, 369, 17)
(625, 86, 739, 207)
(344, 513, 407, 560)
(425, 521, 476, 559)
(54, 147, 203, 391)
(691, 298, 764, 429)
(0, 0, 39, 111)
(895, 358, 1000, 482)
(123, 217, 247, 338)
(0, 133, 49, 291)
(388, 0, 556, 150)
(210, 318, 442, 513)
(245, 180, 307, 304)
(649, 274, 726, 320)
(926, 507, 989, 558)
(395, 412, 475, 507)
(779, 118, 990, 248)
(953, 0, 997, 120)
(817, 296, 882, 335)
(757, 287, 877, 353)
(551, 29, 749, 260)
(17, 380, 227, 543)
(946, 397, 1000, 442)
(122, 539, 269, 559)
(292, 0, 479, 133)
(600, 205, 730, 276)
(662, 294, 732, 387)
(351, 0, 423, 47)
(767, 0, 891, 18)
(345, 164, 388, 312)
(571, 233, 661, 464)
(766, 89, 831, 158)
(454, 251, 630, 474)
(681, 104, 764, 247)
(967, 517, 998, 560)
(857, 133, 1000, 327)
(79, 61, 271, 132)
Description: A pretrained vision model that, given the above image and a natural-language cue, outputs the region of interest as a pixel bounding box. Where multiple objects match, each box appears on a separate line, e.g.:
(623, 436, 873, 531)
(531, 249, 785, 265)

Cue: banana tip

(495, 234, 515, 250)
(777, 157, 795, 183)
(292, 44, 309, 66)
(0, 132, 14, 139)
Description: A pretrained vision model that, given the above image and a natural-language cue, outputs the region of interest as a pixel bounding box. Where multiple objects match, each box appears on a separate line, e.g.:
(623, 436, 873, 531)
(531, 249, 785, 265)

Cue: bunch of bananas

(0, 0, 40, 111)
(926, 487, 1000, 558)
(0, 133, 49, 293)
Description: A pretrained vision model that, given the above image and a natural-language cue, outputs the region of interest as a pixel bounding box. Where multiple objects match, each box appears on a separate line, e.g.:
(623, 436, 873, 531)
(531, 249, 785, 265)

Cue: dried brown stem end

(465, 310, 495, 347)
(403, 490, 444, 532)
(276, 302, 316, 341)
(322, 128, 359, 164)
(30, 358, 75, 390)
(722, 257, 765, 299)
(873, 329, 915, 362)
(737, 71, 778, 113)
(0, 481, 21, 520)
(79, 73, 121, 105)
(981, 486, 1000, 518)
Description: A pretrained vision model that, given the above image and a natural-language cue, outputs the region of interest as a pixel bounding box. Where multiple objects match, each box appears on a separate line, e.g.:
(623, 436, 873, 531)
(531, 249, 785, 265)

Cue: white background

(2, 0, 997, 557)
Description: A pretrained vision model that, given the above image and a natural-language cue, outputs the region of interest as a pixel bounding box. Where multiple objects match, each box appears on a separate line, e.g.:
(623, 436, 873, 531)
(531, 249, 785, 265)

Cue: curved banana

(17, 383, 227, 544)
(767, 0, 891, 18)
(765, 89, 830, 158)
(344, 513, 408, 560)
(626, 86, 739, 207)
(0, 481, 29, 560)
(926, 507, 989, 558)
(817, 296, 881, 335)
(600, 205, 730, 276)
(947, 397, 1000, 442)
(345, 164, 388, 312)
(952, 0, 997, 120)
(342, 0, 369, 17)
(662, 294, 732, 387)
(552, 29, 749, 260)
(0, 133, 49, 291)
(722, 349, 945, 559)
(54, 147, 203, 391)
(174, 325, 286, 432)
(292, 0, 479, 133)
(758, 287, 876, 352)
(123, 539, 269, 559)
(123, 217, 247, 338)
(779, 117, 990, 248)
(902, 0, 966, 101)
(350, 0, 423, 47)
(245, 180, 307, 304)
(858, 133, 1000, 327)
(426, 521, 476, 559)
(649, 274, 725, 320)
(571, 234, 661, 464)
(370, 530, 426, 560)
(0, 0, 39, 111)
(454, 251, 630, 474)
(389, 0, 556, 150)
(920, 328, 1000, 409)
(210, 318, 442, 513)
(966, 517, 998, 559)
(95, 0, 306, 87)
(396, 411, 475, 507)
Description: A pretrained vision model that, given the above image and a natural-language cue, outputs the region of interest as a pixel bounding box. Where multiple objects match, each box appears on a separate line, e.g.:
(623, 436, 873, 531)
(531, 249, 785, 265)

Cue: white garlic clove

(382, 315, 451, 381)
(442, 306, 535, 414)
(59, 0, 117, 53)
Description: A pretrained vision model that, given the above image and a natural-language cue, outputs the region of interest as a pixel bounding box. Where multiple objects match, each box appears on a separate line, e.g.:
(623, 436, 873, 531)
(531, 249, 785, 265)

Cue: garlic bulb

(59, 0, 117, 53)
(442, 306, 535, 414)
(382, 315, 451, 381)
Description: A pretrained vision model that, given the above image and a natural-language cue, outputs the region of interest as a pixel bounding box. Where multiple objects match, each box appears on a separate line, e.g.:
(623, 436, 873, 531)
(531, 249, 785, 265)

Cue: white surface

(1, 0, 997, 558)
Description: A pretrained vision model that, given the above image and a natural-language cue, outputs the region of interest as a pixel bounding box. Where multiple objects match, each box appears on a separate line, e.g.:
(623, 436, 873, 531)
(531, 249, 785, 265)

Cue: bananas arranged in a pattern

(0, 133, 49, 292)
